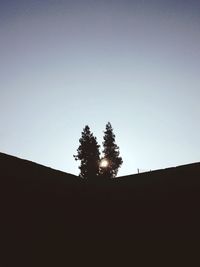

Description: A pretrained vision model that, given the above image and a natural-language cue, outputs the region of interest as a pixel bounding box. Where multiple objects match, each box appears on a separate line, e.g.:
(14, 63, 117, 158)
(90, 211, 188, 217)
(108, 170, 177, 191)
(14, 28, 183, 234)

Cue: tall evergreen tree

(74, 125, 100, 180)
(101, 122, 123, 178)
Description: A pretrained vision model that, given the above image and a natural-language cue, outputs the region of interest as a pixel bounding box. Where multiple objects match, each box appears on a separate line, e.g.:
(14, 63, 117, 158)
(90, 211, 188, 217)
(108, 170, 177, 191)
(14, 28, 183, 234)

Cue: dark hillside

(111, 163, 200, 237)
(0, 153, 83, 266)
(1, 153, 200, 266)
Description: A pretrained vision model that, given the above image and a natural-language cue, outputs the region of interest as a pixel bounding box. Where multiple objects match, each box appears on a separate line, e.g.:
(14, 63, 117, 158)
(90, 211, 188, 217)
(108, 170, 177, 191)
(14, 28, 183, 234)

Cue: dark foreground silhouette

(1, 152, 200, 266)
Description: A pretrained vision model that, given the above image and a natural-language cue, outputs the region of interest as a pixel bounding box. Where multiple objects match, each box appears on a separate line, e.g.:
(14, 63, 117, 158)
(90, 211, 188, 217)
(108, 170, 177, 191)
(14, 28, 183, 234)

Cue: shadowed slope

(0, 152, 79, 184)
(110, 163, 200, 237)
(0, 153, 84, 266)
(1, 153, 200, 266)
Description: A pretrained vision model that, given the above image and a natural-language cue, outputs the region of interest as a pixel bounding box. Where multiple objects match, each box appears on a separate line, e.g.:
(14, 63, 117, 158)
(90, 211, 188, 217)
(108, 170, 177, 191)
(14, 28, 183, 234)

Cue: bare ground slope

(1, 153, 200, 266)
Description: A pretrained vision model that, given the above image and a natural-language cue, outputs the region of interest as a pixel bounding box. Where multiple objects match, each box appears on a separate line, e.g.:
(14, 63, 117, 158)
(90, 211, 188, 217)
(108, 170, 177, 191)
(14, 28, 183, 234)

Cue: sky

(1, 0, 200, 176)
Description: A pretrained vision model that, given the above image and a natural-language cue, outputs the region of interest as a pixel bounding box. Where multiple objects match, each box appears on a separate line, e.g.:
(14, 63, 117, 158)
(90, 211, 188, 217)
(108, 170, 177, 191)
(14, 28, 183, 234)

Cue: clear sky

(1, 0, 200, 176)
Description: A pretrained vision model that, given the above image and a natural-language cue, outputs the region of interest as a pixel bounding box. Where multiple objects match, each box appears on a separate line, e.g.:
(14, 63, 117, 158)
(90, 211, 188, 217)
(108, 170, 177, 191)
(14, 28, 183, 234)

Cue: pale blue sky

(1, 0, 200, 176)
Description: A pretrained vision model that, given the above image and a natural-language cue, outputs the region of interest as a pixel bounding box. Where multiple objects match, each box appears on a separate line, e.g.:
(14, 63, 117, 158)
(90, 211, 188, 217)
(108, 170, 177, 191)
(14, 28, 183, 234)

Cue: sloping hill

(111, 163, 200, 237)
(114, 162, 200, 200)
(1, 153, 200, 266)
(0, 153, 83, 266)
(0, 152, 79, 185)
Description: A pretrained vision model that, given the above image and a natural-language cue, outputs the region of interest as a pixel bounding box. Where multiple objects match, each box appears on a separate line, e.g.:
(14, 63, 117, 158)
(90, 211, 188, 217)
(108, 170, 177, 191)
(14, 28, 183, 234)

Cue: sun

(100, 159, 109, 168)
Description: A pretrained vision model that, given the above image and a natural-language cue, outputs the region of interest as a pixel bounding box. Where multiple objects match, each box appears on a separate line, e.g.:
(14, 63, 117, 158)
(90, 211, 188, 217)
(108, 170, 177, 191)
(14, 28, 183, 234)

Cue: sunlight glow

(100, 159, 109, 168)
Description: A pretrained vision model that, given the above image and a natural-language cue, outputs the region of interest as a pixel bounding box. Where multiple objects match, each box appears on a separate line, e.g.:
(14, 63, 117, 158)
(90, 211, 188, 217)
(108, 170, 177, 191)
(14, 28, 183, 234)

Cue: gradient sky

(1, 0, 200, 176)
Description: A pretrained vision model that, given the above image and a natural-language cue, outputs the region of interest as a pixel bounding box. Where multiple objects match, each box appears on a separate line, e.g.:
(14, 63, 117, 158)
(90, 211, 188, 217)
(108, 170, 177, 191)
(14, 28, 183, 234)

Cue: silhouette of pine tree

(74, 125, 100, 180)
(101, 122, 123, 178)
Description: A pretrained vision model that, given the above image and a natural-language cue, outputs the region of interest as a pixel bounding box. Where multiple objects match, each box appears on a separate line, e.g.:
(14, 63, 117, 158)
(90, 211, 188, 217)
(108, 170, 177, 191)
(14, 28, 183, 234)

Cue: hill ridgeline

(1, 152, 200, 265)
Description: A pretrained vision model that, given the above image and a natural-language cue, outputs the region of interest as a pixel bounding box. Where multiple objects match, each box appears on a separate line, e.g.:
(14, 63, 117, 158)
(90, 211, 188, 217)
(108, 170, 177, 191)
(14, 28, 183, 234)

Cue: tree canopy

(100, 122, 123, 178)
(74, 123, 123, 181)
(74, 125, 100, 180)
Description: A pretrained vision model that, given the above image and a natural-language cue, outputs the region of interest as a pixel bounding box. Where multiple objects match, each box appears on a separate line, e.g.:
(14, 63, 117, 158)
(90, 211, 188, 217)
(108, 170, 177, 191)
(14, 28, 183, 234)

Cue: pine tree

(101, 122, 123, 178)
(74, 125, 100, 180)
